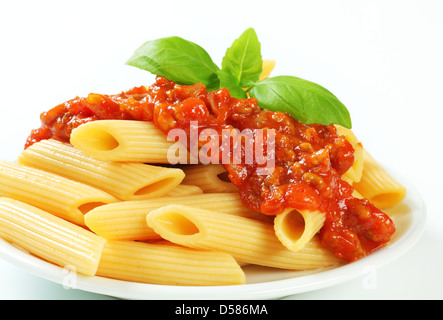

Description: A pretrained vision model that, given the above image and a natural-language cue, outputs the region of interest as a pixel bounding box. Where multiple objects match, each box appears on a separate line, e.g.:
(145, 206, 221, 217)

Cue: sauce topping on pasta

(25, 76, 395, 261)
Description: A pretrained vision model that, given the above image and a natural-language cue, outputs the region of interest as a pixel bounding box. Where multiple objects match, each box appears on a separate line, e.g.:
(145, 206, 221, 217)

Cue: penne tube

(274, 208, 325, 252)
(84, 193, 268, 241)
(352, 188, 364, 199)
(354, 150, 407, 209)
(70, 120, 176, 163)
(18, 139, 185, 201)
(336, 125, 364, 183)
(182, 164, 238, 193)
(146, 205, 342, 270)
(166, 184, 203, 197)
(0, 160, 117, 225)
(0, 197, 106, 276)
(96, 240, 245, 286)
(259, 60, 276, 81)
(343, 143, 364, 183)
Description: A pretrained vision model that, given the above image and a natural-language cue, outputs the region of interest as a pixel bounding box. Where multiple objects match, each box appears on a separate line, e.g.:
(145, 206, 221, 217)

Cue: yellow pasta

(354, 150, 407, 209)
(0, 160, 117, 225)
(96, 240, 245, 286)
(166, 184, 203, 197)
(70, 120, 177, 163)
(274, 208, 325, 252)
(84, 193, 267, 241)
(0, 197, 106, 276)
(336, 125, 364, 183)
(182, 164, 238, 193)
(146, 205, 342, 270)
(259, 59, 276, 81)
(18, 139, 185, 201)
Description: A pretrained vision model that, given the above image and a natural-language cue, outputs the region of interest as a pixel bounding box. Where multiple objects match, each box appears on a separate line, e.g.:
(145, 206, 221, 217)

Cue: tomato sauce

(26, 76, 395, 262)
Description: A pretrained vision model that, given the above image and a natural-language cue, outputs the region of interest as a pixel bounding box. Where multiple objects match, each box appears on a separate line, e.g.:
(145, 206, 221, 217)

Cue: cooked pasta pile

(0, 119, 406, 286)
(0, 61, 407, 286)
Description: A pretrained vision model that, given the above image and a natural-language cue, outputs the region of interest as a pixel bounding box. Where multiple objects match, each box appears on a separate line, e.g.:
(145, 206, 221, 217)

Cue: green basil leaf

(217, 71, 247, 99)
(221, 28, 262, 86)
(249, 76, 352, 128)
(126, 36, 220, 88)
(239, 79, 255, 88)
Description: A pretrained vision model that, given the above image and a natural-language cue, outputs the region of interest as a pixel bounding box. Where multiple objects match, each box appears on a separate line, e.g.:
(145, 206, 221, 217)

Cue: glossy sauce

(26, 76, 395, 261)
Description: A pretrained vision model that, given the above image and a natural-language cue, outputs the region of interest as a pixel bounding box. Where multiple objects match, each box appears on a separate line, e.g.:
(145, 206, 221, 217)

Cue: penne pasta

(259, 60, 276, 81)
(146, 205, 342, 270)
(182, 164, 238, 193)
(354, 150, 407, 209)
(336, 125, 364, 183)
(0, 197, 106, 276)
(70, 120, 176, 163)
(0, 160, 117, 225)
(84, 193, 268, 241)
(274, 208, 325, 252)
(166, 184, 203, 197)
(96, 240, 245, 286)
(18, 139, 185, 201)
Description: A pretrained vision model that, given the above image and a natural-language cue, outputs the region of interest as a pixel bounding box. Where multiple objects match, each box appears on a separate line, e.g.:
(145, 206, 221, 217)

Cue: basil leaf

(249, 76, 352, 128)
(126, 36, 220, 88)
(239, 79, 255, 88)
(221, 28, 262, 86)
(217, 71, 247, 99)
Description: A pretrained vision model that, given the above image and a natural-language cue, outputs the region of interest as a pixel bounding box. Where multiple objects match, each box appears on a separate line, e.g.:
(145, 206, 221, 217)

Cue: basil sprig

(126, 36, 220, 90)
(126, 28, 352, 128)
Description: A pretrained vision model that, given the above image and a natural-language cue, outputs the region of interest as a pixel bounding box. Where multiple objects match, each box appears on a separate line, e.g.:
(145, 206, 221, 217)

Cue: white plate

(0, 173, 426, 300)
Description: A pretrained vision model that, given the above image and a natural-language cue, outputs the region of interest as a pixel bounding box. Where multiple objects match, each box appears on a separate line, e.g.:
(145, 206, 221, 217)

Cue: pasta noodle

(336, 125, 364, 183)
(96, 240, 245, 286)
(0, 197, 106, 276)
(166, 184, 203, 197)
(0, 160, 117, 225)
(84, 193, 268, 241)
(259, 60, 276, 81)
(354, 150, 407, 209)
(274, 208, 325, 252)
(146, 204, 342, 270)
(18, 139, 185, 201)
(181, 164, 238, 193)
(70, 120, 177, 163)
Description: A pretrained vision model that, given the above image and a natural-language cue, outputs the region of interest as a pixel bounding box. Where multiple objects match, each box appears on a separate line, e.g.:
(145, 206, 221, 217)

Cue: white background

(0, 0, 442, 299)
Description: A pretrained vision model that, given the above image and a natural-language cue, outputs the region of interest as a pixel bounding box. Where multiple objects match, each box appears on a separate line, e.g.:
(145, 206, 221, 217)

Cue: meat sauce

(26, 76, 395, 261)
